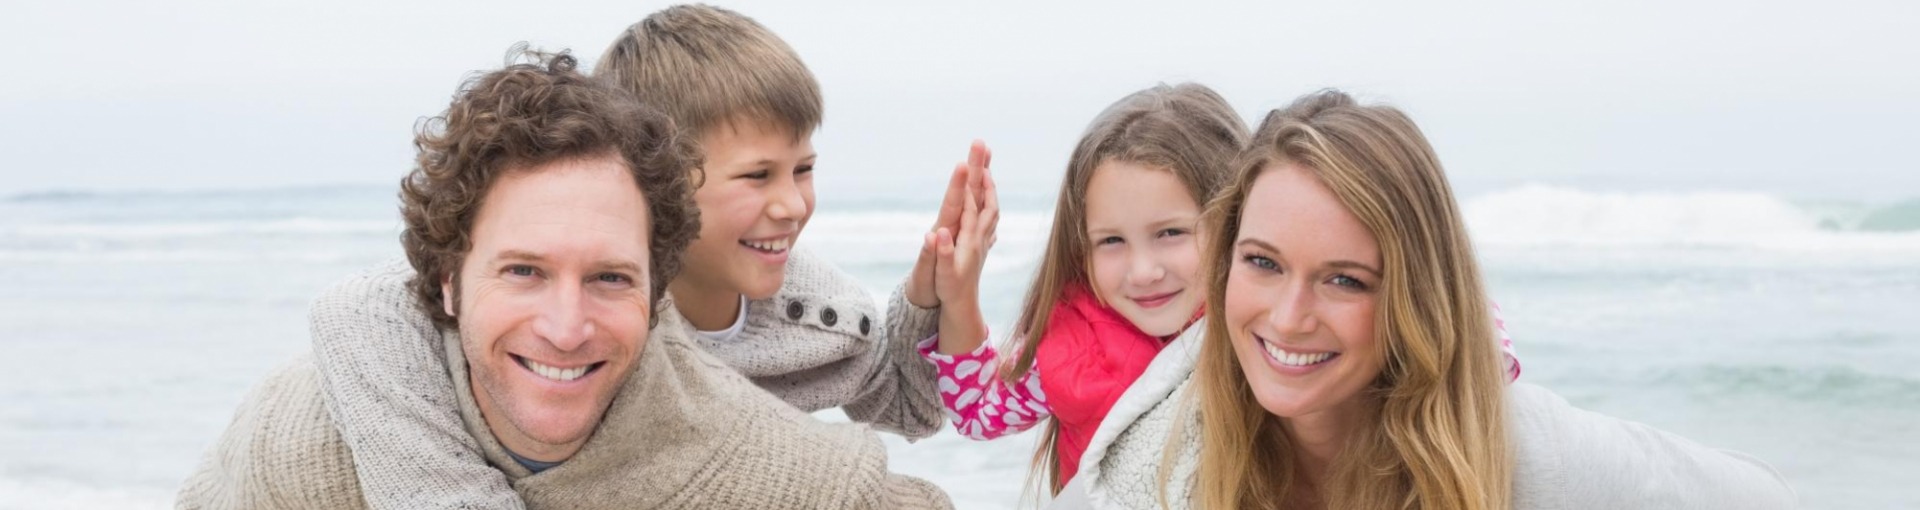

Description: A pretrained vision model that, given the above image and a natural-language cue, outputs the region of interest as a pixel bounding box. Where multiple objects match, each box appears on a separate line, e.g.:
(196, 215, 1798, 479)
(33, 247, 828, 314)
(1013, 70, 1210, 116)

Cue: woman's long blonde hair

(1185, 90, 1511, 509)
(1006, 83, 1248, 495)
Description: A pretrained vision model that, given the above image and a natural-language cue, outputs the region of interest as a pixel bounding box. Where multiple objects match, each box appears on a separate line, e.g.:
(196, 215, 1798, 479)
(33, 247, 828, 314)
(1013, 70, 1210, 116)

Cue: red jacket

(1035, 283, 1199, 485)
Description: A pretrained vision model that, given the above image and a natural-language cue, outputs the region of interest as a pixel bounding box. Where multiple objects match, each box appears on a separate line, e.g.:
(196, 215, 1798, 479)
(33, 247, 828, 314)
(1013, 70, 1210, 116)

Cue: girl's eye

(1329, 274, 1369, 291)
(1157, 228, 1188, 238)
(1097, 236, 1124, 246)
(1242, 254, 1278, 272)
(795, 165, 815, 175)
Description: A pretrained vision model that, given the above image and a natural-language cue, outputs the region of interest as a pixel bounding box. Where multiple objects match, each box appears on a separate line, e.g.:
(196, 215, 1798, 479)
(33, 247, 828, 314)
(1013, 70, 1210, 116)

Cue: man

(176, 51, 951, 509)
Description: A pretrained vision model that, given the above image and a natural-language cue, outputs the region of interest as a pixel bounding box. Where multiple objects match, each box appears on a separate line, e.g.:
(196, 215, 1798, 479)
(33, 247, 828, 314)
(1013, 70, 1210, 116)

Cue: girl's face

(1084, 161, 1204, 337)
(675, 120, 816, 300)
(1224, 163, 1384, 424)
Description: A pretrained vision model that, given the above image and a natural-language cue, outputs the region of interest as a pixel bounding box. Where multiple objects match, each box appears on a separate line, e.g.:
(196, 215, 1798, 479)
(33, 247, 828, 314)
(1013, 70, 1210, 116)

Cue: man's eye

(596, 273, 631, 284)
(505, 265, 537, 277)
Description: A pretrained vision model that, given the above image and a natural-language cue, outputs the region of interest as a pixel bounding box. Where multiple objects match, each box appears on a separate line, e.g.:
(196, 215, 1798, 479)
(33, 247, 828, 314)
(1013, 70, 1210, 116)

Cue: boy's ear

(441, 273, 456, 318)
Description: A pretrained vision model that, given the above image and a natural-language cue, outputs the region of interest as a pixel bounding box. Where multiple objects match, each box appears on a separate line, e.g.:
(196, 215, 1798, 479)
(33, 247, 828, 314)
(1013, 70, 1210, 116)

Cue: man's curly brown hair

(399, 46, 702, 330)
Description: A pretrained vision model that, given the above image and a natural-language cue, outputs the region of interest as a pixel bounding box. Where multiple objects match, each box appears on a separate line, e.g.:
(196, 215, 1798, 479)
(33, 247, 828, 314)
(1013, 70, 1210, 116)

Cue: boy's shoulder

(757, 245, 881, 340)
(696, 245, 881, 378)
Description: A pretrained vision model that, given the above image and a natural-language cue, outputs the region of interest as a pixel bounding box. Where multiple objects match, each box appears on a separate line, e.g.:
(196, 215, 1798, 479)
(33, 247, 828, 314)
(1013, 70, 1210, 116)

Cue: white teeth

(743, 238, 791, 253)
(524, 358, 588, 382)
(1262, 340, 1333, 367)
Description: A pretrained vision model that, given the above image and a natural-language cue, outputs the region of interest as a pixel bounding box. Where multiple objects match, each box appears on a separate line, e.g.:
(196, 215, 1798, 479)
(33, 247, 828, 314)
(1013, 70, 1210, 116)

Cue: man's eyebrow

(491, 250, 546, 264)
(593, 260, 645, 275)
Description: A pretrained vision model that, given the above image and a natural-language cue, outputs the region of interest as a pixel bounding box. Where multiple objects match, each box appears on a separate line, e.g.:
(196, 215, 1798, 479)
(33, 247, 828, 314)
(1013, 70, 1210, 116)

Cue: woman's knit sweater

(176, 297, 952, 509)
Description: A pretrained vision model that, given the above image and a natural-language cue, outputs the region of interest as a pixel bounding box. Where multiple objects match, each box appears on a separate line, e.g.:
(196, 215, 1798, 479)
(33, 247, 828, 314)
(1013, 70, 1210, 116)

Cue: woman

(1070, 90, 1795, 509)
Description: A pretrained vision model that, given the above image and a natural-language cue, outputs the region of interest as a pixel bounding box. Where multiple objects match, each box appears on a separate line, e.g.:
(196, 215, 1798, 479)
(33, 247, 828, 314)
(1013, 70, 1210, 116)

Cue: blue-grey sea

(2, 184, 1917, 509)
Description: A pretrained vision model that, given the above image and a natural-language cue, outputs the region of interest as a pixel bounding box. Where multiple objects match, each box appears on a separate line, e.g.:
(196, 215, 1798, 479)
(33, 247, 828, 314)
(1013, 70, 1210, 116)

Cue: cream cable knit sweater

(176, 295, 952, 509)
(1074, 324, 1798, 510)
(306, 251, 943, 509)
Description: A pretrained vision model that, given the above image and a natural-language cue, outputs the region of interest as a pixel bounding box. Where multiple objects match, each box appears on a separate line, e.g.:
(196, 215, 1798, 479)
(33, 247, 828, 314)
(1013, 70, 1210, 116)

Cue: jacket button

(859, 316, 872, 336)
(821, 307, 839, 327)
(786, 301, 805, 321)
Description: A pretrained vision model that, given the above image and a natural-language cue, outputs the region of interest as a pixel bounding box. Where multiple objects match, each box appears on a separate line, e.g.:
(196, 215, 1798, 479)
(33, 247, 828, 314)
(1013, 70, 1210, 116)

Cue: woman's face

(1224, 163, 1385, 424)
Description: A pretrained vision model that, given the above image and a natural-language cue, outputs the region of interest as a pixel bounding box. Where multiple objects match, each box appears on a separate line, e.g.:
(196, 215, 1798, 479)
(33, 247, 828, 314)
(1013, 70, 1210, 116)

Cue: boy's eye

(1242, 254, 1278, 272)
(795, 164, 815, 175)
(741, 169, 770, 180)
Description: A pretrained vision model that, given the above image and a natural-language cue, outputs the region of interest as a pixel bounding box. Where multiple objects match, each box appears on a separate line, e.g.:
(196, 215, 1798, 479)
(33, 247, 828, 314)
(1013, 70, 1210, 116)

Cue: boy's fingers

(968, 140, 991, 173)
(935, 163, 968, 229)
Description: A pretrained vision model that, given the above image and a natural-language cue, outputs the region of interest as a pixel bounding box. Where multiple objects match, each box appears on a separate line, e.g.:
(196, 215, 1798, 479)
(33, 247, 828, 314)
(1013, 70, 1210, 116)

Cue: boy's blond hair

(596, 4, 823, 141)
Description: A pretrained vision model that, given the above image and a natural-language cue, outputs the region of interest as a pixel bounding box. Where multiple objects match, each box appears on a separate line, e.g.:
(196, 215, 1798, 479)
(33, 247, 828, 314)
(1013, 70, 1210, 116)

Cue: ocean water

(2, 184, 1917, 509)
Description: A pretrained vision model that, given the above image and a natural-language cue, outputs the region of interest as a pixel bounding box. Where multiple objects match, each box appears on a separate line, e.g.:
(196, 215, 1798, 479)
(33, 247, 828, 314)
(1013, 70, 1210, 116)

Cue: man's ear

(441, 273, 456, 318)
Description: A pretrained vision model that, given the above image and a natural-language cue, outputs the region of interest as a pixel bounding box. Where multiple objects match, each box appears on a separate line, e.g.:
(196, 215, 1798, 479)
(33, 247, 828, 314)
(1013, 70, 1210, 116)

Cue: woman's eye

(1329, 274, 1369, 290)
(1242, 254, 1278, 272)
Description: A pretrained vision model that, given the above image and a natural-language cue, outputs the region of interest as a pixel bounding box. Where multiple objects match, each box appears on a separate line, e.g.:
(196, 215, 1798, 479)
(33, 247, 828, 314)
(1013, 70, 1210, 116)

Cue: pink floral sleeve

(1496, 302, 1522, 381)
(916, 337, 1050, 440)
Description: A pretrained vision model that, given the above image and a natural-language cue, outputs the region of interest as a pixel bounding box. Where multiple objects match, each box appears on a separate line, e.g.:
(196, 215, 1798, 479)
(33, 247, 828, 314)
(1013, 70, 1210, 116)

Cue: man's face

(445, 154, 653, 462)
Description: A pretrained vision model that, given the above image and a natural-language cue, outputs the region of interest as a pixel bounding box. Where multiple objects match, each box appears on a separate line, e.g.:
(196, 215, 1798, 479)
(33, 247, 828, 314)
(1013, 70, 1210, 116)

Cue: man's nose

(532, 280, 594, 351)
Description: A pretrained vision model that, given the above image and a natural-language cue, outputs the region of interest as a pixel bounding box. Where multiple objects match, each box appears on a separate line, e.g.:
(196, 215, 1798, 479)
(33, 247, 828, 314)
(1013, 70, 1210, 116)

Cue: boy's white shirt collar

(692, 295, 750, 342)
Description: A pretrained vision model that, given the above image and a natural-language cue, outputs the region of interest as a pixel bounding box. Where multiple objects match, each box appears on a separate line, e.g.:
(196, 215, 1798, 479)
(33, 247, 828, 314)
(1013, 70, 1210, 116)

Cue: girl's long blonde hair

(1006, 83, 1248, 495)
(1185, 90, 1512, 509)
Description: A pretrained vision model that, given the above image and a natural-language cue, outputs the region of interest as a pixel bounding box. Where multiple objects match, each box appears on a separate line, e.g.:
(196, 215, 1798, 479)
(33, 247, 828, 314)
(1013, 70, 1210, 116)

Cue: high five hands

(905, 140, 999, 321)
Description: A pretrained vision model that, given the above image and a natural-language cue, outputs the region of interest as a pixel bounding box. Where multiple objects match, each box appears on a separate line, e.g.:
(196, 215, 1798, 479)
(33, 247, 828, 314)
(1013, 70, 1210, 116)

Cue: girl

(1078, 90, 1792, 509)
(922, 83, 1521, 495)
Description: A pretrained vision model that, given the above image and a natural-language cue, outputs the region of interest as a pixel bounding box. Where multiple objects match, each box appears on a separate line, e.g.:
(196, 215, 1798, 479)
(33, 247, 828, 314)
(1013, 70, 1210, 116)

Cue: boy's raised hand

(905, 140, 993, 308)
(932, 146, 999, 308)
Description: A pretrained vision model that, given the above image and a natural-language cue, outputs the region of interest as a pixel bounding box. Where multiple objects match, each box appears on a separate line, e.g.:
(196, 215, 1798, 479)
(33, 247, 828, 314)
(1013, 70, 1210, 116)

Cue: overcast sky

(2, 0, 1915, 204)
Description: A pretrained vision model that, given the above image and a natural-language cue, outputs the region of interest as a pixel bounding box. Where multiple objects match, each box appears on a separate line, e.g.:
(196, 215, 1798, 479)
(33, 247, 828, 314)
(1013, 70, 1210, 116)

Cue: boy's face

(678, 119, 816, 300)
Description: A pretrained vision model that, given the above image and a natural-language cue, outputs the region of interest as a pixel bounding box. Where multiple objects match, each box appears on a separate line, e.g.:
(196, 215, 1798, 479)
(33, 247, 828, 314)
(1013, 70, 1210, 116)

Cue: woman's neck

(667, 279, 743, 331)
(1280, 399, 1370, 490)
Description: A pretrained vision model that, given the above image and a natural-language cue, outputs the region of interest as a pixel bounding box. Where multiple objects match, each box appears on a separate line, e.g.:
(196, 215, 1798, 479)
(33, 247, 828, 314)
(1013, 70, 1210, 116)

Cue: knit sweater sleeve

(307, 261, 524, 510)
(840, 280, 947, 439)
(916, 338, 1051, 440)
